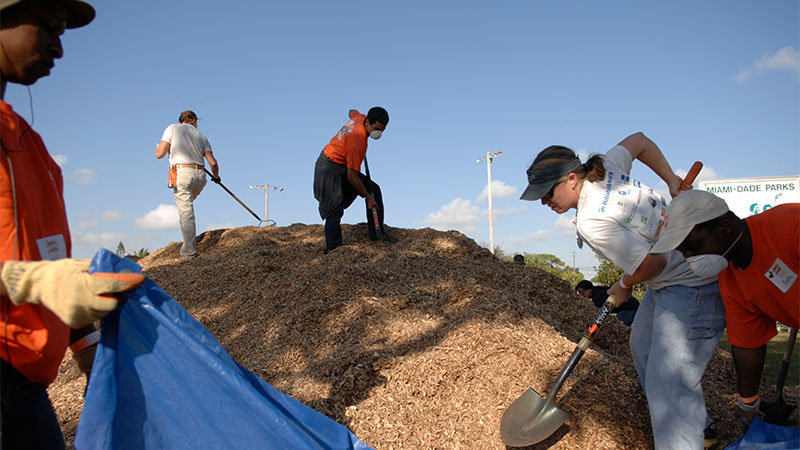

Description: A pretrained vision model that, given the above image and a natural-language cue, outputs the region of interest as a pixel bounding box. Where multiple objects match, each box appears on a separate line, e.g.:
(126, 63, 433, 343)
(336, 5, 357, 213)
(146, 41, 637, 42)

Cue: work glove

(212, 175, 221, 184)
(2, 259, 145, 327)
(735, 396, 761, 434)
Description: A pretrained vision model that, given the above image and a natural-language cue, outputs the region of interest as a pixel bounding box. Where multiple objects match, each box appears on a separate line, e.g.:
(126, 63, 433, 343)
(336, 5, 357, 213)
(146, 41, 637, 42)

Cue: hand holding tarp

(1, 259, 145, 327)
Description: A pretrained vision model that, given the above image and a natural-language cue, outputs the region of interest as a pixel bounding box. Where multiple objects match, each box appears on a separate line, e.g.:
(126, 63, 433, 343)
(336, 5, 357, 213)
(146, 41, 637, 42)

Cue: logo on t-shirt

(335, 119, 355, 141)
(765, 258, 798, 293)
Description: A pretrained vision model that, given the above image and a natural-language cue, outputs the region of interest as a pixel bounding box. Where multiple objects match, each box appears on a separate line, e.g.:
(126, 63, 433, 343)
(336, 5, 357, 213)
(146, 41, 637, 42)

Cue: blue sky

(5, 1, 798, 278)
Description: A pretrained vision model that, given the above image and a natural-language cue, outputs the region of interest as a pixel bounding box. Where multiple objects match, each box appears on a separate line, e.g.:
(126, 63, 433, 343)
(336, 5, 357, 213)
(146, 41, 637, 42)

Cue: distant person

(513, 254, 525, 265)
(1, 1, 145, 448)
(155, 110, 220, 260)
(520, 132, 724, 449)
(313, 107, 396, 254)
(575, 280, 639, 326)
(651, 190, 799, 433)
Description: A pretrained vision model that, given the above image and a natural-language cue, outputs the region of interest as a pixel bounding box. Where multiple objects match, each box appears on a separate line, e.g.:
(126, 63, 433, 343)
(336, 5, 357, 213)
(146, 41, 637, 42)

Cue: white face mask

(370, 129, 383, 140)
(685, 229, 743, 278)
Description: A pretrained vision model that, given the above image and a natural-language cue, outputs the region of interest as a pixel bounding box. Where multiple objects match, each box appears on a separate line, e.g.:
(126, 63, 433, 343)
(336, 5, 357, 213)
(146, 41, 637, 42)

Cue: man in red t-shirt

(652, 190, 799, 433)
(313, 107, 395, 253)
(1, 1, 144, 448)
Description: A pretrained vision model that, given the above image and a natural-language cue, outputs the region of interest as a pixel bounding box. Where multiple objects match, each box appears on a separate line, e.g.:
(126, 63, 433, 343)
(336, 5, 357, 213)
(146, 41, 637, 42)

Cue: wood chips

(49, 224, 798, 449)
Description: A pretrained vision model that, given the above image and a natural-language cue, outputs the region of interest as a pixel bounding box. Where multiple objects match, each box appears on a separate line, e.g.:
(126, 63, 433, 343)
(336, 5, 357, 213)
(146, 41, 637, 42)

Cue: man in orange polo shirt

(313, 107, 395, 253)
(652, 190, 799, 434)
(0, 1, 144, 448)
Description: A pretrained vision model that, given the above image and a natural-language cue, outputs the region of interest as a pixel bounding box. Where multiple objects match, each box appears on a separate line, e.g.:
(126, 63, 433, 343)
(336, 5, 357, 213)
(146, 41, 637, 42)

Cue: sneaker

(704, 420, 718, 448)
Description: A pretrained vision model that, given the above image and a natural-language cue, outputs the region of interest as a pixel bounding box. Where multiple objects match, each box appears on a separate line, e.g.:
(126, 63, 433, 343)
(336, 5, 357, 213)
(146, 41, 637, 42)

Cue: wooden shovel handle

(679, 161, 703, 191)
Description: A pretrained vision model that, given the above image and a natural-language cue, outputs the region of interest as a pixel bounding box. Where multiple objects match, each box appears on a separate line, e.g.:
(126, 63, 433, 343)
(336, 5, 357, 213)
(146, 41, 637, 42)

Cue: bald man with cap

(1, 1, 145, 448)
(652, 190, 799, 433)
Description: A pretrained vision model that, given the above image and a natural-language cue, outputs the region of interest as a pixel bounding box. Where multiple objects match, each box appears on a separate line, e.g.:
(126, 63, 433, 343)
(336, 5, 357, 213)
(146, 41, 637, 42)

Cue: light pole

(249, 184, 284, 226)
(476, 150, 502, 254)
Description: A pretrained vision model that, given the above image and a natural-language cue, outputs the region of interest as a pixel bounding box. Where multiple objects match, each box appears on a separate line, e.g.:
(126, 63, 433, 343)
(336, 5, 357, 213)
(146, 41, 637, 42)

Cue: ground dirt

(49, 224, 798, 449)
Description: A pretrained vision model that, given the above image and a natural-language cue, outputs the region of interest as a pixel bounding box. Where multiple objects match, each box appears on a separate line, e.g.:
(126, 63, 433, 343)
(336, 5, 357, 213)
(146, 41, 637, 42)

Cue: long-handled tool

(500, 296, 619, 446)
(204, 168, 263, 224)
(500, 161, 704, 447)
(363, 155, 382, 240)
(760, 327, 798, 424)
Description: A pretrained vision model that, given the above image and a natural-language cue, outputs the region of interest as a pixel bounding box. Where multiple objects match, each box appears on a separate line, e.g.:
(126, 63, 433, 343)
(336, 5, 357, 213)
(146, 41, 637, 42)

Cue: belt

(175, 164, 204, 170)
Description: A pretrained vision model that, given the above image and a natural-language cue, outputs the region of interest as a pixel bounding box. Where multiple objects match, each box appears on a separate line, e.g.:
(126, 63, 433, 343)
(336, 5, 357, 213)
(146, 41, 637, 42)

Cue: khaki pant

(172, 168, 206, 258)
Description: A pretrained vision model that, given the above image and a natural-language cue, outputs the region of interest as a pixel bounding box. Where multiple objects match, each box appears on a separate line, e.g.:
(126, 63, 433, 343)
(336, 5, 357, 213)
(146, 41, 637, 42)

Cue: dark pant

(1, 359, 66, 450)
(323, 175, 384, 249)
(314, 151, 385, 250)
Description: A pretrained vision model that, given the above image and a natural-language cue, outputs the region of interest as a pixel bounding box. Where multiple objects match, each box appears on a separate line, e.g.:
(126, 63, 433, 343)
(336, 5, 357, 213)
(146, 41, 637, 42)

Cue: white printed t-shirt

(575, 145, 716, 289)
(161, 123, 212, 166)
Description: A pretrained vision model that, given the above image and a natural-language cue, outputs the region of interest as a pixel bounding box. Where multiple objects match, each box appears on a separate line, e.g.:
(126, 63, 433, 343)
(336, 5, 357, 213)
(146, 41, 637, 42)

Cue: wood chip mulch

(48, 223, 798, 449)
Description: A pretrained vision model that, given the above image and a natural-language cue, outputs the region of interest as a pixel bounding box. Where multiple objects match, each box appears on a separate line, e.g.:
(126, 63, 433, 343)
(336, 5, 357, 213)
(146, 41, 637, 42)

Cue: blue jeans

(1, 359, 66, 449)
(629, 282, 725, 450)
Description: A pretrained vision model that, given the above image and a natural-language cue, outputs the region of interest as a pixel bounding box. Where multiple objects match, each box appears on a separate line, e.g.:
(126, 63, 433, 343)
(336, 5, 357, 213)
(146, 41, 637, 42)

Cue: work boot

(704, 419, 718, 448)
(323, 243, 340, 255)
(368, 231, 397, 244)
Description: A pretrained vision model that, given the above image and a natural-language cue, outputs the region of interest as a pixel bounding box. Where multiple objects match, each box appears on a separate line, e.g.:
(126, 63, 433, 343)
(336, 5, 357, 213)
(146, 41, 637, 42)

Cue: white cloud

(70, 168, 95, 184)
(52, 154, 68, 166)
(134, 204, 179, 230)
(734, 46, 800, 83)
(100, 210, 131, 221)
(655, 165, 721, 200)
(555, 215, 577, 237)
(504, 230, 550, 244)
(205, 222, 235, 231)
(423, 197, 481, 233)
(476, 180, 518, 203)
(576, 148, 590, 163)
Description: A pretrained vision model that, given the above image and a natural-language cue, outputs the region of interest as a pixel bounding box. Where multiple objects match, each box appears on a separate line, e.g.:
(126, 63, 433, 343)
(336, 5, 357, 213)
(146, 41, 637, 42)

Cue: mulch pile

(49, 223, 798, 449)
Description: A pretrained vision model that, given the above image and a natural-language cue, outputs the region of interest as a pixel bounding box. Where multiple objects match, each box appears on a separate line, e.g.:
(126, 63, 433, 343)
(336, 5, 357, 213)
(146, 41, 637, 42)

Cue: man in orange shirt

(1, 1, 144, 447)
(652, 190, 799, 433)
(313, 107, 395, 253)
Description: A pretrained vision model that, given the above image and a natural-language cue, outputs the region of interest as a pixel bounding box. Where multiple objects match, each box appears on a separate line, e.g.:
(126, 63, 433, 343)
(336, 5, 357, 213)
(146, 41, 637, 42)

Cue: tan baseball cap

(651, 190, 730, 254)
(0, 0, 95, 29)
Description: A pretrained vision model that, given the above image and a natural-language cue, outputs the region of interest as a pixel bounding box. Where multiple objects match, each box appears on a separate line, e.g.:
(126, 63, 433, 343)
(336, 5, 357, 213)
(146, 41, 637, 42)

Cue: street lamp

(476, 150, 502, 254)
(249, 184, 284, 226)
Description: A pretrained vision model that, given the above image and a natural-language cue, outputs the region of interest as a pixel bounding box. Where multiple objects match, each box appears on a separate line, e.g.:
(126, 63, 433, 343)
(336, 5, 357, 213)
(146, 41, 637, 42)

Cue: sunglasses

(542, 180, 563, 200)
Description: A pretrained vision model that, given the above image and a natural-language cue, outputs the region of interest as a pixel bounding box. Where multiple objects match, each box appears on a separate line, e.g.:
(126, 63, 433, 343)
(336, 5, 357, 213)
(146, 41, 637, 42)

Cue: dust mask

(370, 130, 383, 140)
(685, 229, 743, 278)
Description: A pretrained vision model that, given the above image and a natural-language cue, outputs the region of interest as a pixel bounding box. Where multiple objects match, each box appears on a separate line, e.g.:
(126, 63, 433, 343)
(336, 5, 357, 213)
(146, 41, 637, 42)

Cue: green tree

(116, 241, 126, 257)
(524, 253, 584, 285)
(128, 248, 150, 258)
(592, 257, 647, 299)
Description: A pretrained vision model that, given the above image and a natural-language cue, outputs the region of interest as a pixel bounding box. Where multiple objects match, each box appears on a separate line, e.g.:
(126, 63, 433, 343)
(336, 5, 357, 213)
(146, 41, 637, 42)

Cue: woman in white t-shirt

(520, 132, 724, 450)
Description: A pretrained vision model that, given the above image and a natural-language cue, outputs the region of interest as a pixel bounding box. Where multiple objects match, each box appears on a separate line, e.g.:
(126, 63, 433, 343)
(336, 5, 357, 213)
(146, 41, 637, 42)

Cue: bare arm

(618, 132, 684, 197)
(347, 168, 376, 210)
(607, 253, 666, 305)
(731, 344, 767, 398)
(155, 140, 170, 159)
(204, 151, 219, 179)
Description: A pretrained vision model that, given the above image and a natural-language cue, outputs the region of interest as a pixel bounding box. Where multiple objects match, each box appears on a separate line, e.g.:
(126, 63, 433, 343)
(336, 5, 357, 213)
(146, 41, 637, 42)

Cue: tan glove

(1, 259, 145, 327)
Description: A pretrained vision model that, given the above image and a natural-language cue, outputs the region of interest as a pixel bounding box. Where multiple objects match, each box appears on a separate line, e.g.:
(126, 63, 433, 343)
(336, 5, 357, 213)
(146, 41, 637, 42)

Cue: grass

(717, 327, 800, 390)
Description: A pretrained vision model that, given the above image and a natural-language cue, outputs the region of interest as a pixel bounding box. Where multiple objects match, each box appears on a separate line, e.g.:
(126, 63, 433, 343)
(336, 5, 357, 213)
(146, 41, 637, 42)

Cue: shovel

(500, 295, 619, 447)
(760, 327, 798, 424)
(363, 155, 382, 240)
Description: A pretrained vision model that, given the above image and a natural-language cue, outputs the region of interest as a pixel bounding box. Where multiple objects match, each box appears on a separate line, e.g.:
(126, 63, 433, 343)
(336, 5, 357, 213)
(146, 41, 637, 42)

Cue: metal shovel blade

(500, 388, 568, 447)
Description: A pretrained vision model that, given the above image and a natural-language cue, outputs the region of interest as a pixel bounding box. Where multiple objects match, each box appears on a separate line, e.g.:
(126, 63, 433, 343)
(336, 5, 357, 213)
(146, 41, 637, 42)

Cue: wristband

(738, 395, 760, 409)
(70, 330, 100, 353)
(618, 278, 630, 289)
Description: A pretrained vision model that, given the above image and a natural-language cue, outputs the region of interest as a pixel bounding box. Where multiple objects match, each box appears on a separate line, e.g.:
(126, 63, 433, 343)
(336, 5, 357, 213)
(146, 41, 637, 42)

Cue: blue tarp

(75, 249, 374, 450)
(724, 418, 800, 450)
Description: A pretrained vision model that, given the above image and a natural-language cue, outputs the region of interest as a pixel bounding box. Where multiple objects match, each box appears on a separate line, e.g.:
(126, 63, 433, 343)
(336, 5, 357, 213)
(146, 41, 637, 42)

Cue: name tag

(36, 234, 67, 261)
(765, 258, 798, 293)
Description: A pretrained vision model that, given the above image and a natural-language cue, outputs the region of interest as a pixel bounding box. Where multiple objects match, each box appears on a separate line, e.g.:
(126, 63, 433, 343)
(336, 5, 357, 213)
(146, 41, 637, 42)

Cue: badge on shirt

(36, 234, 67, 261)
(765, 258, 798, 293)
